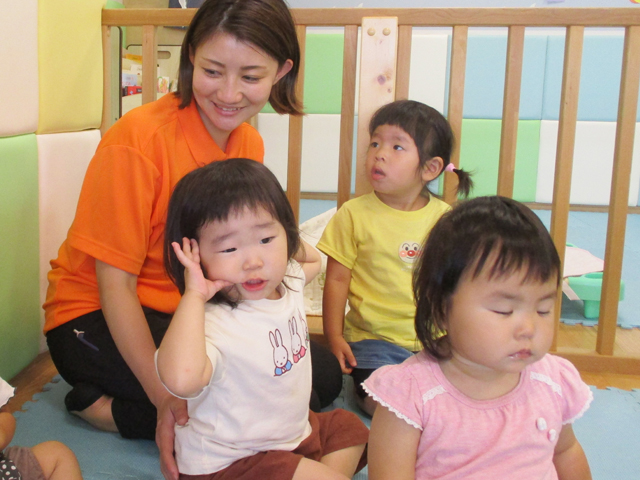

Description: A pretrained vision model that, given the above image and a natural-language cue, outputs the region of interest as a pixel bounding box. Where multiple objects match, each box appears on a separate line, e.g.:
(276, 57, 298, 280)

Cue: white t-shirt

(0, 377, 14, 408)
(174, 262, 313, 475)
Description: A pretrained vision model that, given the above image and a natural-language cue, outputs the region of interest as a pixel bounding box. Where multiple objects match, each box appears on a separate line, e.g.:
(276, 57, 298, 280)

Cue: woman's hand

(172, 238, 232, 301)
(156, 395, 189, 480)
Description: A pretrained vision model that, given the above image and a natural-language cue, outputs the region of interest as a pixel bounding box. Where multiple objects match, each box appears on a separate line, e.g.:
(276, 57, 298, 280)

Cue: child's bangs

(470, 239, 561, 286)
(199, 178, 281, 229)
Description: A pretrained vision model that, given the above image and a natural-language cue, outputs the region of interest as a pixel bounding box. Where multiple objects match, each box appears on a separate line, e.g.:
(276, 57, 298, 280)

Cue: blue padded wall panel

(542, 33, 640, 122)
(462, 34, 547, 120)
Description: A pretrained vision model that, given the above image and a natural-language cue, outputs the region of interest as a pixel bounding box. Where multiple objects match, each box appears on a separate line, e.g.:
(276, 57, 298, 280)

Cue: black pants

(46, 308, 343, 440)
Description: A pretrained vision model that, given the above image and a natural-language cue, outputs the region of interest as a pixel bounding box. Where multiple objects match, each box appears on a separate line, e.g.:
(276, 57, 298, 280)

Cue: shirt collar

(177, 96, 225, 166)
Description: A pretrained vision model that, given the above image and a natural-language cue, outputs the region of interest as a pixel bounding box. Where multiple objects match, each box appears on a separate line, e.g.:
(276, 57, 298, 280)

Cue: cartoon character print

(300, 313, 310, 349)
(398, 241, 422, 264)
(269, 329, 293, 376)
(289, 317, 307, 363)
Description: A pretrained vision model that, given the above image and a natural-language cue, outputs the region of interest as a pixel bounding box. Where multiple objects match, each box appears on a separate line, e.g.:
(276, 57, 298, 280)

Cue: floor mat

(9, 375, 640, 479)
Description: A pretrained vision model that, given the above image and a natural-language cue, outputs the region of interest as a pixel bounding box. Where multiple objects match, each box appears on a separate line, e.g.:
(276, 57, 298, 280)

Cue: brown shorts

(180, 409, 369, 480)
(3, 446, 46, 480)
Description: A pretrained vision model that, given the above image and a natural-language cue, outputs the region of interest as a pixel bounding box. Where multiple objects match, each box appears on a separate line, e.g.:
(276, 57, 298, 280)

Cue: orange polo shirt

(43, 94, 264, 333)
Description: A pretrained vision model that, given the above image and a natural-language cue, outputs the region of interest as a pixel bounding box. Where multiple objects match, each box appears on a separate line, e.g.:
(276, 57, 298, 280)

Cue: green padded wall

(0, 135, 40, 380)
(459, 119, 540, 202)
(262, 33, 344, 114)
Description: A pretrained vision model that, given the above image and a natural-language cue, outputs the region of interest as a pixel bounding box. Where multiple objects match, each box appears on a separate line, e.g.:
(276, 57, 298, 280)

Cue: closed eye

(204, 68, 220, 77)
(538, 310, 552, 316)
(220, 247, 236, 253)
(492, 310, 513, 316)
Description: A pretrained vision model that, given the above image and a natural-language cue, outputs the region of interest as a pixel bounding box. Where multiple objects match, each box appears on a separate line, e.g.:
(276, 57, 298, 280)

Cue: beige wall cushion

(38, 130, 100, 344)
(0, 0, 39, 137)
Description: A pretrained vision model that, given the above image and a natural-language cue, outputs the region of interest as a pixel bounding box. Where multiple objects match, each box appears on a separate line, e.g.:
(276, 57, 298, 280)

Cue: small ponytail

(453, 168, 474, 198)
(444, 163, 473, 198)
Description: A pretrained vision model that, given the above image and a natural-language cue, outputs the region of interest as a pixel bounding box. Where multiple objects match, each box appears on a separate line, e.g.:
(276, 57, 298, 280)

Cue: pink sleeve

(363, 364, 425, 430)
(555, 356, 593, 425)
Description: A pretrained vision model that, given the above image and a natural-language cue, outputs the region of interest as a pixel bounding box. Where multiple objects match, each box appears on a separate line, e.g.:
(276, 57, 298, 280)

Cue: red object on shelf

(123, 86, 142, 96)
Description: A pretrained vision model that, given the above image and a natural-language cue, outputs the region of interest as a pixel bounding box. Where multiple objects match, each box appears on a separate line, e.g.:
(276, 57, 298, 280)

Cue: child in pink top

(364, 196, 593, 480)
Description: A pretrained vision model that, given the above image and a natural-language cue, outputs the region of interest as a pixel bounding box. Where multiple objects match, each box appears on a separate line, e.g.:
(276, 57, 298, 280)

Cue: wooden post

(141, 24, 158, 105)
(395, 25, 412, 101)
(497, 25, 525, 198)
(337, 25, 358, 209)
(549, 26, 584, 350)
(101, 25, 113, 136)
(596, 26, 640, 355)
(286, 25, 306, 222)
(354, 17, 398, 197)
(444, 25, 468, 205)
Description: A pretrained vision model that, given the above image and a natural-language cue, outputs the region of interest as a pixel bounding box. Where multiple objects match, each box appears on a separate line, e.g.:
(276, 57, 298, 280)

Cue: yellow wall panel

(37, 0, 106, 134)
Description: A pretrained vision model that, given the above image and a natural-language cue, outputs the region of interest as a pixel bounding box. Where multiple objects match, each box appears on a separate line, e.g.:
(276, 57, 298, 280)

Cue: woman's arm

(0, 412, 16, 451)
(553, 424, 592, 480)
(96, 260, 172, 409)
(96, 260, 188, 480)
(368, 404, 420, 480)
(322, 256, 355, 373)
(293, 240, 322, 285)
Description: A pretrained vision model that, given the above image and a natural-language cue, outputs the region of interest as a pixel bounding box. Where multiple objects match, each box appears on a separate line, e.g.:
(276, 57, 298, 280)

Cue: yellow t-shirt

(317, 192, 450, 350)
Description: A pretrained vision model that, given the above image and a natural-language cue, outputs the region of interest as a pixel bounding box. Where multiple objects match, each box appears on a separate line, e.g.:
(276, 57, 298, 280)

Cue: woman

(43, 1, 342, 478)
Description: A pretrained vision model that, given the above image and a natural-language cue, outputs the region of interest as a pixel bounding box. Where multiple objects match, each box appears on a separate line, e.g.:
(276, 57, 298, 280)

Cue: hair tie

(444, 163, 456, 173)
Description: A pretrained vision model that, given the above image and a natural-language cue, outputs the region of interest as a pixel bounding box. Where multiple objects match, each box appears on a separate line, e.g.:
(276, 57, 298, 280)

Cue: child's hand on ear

(172, 238, 232, 302)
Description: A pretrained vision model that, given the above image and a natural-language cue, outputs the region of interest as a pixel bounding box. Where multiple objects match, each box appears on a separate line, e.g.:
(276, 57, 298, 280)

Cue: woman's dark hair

(413, 196, 561, 359)
(164, 158, 300, 306)
(175, 0, 302, 115)
(369, 100, 473, 198)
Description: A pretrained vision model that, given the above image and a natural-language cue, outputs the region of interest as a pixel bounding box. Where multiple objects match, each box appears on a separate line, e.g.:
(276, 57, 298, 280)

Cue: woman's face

(190, 32, 293, 150)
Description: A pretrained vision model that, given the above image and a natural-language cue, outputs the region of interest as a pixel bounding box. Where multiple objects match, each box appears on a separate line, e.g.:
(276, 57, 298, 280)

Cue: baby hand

(172, 238, 232, 301)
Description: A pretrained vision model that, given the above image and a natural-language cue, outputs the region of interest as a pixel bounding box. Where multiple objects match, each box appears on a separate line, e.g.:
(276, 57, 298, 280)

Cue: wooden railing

(102, 8, 640, 374)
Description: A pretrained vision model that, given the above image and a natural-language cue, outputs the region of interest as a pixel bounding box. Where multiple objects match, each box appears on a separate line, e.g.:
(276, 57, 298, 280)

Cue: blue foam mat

(9, 376, 640, 479)
(11, 377, 160, 479)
